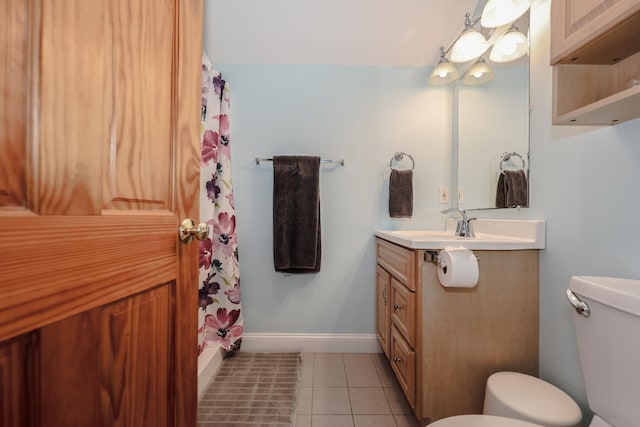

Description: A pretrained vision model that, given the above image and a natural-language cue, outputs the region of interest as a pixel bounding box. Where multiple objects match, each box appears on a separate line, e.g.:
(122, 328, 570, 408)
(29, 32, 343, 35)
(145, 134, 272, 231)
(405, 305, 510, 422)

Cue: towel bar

(255, 157, 344, 166)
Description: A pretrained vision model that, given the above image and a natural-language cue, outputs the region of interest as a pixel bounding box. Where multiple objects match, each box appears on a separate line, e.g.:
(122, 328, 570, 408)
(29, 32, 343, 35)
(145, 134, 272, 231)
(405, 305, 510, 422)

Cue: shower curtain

(198, 52, 243, 354)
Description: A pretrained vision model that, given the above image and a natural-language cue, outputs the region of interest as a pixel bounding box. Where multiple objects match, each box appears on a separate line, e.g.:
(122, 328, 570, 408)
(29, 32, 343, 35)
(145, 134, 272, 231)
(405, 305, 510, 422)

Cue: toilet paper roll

(437, 246, 479, 288)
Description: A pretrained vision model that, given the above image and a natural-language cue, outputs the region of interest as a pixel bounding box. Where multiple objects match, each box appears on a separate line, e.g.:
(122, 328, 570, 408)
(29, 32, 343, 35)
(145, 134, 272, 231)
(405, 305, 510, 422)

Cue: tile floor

(295, 353, 421, 427)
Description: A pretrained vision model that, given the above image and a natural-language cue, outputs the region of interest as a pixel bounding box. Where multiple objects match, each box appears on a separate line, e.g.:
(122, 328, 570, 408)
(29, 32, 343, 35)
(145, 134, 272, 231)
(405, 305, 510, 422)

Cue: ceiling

(203, 0, 482, 66)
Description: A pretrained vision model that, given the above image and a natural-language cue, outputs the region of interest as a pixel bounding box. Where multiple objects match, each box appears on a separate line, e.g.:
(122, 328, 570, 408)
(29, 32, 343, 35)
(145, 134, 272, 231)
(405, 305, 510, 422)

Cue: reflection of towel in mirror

(496, 170, 528, 208)
(389, 169, 413, 218)
(273, 155, 321, 273)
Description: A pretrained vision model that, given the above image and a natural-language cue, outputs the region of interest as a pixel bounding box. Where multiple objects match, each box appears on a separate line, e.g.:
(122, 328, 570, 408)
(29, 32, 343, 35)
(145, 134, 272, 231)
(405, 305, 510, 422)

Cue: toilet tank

(569, 276, 640, 427)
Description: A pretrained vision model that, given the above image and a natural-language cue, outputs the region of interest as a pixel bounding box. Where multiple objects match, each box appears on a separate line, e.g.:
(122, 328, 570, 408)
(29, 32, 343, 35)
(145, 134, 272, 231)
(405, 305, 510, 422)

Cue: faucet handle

(465, 217, 476, 238)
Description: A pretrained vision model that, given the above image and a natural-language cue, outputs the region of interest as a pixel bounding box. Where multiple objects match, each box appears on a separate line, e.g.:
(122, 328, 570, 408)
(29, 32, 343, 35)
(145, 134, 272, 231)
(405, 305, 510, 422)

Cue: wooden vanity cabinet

(376, 239, 419, 408)
(550, 0, 640, 125)
(376, 238, 539, 424)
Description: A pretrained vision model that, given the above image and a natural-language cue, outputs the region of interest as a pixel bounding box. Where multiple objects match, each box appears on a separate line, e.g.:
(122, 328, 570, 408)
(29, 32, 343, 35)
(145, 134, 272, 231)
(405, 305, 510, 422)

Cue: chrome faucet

(441, 207, 476, 238)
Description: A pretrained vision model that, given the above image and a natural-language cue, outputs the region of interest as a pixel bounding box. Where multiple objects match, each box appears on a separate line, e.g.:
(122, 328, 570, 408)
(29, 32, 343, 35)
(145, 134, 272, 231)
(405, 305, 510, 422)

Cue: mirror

(456, 12, 530, 210)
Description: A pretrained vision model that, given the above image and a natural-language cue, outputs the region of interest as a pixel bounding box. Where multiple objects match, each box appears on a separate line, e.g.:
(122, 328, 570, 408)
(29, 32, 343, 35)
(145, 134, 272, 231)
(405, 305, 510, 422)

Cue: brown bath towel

(389, 169, 413, 218)
(273, 156, 321, 273)
(496, 169, 528, 208)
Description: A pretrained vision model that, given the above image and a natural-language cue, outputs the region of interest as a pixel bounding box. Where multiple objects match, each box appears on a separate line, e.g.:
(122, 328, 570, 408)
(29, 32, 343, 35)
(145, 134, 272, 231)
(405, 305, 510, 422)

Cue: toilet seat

(428, 415, 542, 427)
(484, 372, 582, 427)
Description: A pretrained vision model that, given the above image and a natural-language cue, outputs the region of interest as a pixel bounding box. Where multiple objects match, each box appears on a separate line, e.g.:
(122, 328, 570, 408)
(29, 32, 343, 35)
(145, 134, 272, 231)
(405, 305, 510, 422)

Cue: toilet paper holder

(424, 250, 479, 269)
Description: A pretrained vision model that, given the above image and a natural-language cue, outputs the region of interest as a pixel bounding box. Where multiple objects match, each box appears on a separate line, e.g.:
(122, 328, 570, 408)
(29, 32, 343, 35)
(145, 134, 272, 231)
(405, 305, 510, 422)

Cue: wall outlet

(458, 187, 464, 203)
(439, 187, 449, 203)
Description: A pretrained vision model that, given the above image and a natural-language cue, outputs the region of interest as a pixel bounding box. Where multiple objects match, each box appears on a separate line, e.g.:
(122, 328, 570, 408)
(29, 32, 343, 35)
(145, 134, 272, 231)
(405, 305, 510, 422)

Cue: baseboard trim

(197, 346, 223, 401)
(241, 333, 382, 354)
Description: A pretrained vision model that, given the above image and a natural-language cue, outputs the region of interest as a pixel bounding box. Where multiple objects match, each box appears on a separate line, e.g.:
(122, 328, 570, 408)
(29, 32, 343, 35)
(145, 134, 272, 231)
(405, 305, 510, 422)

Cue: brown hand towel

(389, 169, 413, 218)
(496, 169, 528, 208)
(273, 156, 321, 273)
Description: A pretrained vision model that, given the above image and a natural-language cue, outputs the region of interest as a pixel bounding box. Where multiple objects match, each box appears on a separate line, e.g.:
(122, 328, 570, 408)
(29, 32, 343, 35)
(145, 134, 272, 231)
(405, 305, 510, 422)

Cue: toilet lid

(429, 415, 543, 427)
(486, 371, 582, 426)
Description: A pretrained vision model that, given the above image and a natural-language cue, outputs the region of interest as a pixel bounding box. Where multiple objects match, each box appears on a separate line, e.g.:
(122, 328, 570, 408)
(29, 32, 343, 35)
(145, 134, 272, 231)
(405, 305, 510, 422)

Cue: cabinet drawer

(390, 326, 415, 408)
(390, 277, 415, 347)
(376, 239, 415, 290)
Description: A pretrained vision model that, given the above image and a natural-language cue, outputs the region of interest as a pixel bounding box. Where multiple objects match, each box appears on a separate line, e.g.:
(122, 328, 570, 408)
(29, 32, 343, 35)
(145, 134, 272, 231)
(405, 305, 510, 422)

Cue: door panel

(39, 308, 103, 427)
(101, 285, 172, 427)
(40, 285, 173, 427)
(0, 0, 28, 208)
(106, 0, 175, 212)
(38, 0, 109, 215)
(0, 0, 203, 425)
(0, 334, 34, 427)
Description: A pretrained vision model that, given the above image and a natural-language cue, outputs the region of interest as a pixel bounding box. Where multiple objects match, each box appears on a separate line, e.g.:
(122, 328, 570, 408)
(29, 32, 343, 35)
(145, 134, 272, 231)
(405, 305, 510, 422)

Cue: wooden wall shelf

(553, 52, 640, 125)
(551, 0, 640, 126)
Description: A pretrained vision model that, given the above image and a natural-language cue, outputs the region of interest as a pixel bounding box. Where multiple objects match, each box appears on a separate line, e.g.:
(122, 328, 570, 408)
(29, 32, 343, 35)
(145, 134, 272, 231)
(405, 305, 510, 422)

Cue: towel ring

(390, 151, 415, 171)
(499, 152, 526, 175)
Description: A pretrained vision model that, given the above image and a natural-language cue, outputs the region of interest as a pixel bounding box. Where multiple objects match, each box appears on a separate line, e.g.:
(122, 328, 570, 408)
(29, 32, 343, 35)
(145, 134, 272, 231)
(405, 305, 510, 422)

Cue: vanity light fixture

(429, 1, 530, 87)
(450, 13, 488, 63)
(463, 58, 495, 86)
(489, 25, 528, 63)
(481, 0, 530, 28)
(429, 47, 460, 86)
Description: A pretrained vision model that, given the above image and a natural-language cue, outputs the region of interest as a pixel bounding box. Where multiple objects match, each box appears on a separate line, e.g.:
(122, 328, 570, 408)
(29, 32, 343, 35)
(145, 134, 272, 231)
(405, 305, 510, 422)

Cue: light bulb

(489, 26, 528, 63)
(481, 0, 530, 28)
(451, 29, 489, 63)
(463, 58, 494, 86)
(429, 58, 459, 86)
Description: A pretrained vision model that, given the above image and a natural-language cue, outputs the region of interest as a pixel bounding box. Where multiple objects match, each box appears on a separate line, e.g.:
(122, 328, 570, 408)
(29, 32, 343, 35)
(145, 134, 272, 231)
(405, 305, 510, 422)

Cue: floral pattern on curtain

(198, 52, 242, 354)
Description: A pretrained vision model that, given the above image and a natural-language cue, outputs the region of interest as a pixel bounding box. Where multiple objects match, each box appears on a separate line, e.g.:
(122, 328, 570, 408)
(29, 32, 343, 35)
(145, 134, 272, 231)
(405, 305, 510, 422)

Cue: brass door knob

(178, 219, 209, 243)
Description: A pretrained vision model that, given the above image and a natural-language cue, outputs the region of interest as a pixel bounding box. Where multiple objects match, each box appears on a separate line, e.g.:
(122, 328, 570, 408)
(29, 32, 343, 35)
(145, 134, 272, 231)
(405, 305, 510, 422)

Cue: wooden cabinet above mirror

(550, 0, 640, 125)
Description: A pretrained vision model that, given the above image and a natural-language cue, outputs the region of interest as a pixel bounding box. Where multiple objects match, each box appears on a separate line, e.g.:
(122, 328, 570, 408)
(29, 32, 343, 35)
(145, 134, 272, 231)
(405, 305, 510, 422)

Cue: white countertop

(375, 219, 545, 250)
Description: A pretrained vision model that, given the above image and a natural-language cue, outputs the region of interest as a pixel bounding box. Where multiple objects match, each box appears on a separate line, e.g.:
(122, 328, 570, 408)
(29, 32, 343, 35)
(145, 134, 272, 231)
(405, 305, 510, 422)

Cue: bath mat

(198, 352, 301, 426)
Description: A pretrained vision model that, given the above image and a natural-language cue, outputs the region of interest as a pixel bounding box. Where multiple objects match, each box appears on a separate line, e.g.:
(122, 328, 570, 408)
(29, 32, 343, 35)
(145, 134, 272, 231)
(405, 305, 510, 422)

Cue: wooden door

(0, 0, 203, 426)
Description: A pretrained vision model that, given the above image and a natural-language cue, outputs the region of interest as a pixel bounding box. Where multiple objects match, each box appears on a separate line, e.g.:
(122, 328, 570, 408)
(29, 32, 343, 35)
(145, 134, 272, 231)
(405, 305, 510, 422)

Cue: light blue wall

(214, 64, 454, 334)
(526, 0, 640, 413)
(205, 0, 640, 417)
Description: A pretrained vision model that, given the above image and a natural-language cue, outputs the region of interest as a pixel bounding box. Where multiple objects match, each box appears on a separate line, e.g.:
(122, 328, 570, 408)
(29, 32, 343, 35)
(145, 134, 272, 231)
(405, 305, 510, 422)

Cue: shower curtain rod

(255, 157, 345, 166)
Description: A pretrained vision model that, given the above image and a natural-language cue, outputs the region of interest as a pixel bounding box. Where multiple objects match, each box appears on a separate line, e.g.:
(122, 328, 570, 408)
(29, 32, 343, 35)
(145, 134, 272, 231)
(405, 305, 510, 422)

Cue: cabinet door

(551, 0, 640, 64)
(376, 265, 391, 359)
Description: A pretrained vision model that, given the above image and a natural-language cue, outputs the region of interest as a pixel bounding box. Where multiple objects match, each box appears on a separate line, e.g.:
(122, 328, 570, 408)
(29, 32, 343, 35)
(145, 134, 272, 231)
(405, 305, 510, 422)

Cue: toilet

(428, 371, 581, 427)
(430, 275, 640, 427)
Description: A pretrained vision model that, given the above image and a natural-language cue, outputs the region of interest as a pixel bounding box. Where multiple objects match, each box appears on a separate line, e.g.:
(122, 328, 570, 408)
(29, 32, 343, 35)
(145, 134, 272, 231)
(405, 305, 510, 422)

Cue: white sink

(375, 219, 545, 250)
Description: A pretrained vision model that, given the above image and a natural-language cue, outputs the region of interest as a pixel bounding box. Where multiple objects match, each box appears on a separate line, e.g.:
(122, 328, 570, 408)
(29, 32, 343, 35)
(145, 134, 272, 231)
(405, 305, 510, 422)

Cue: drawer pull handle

(393, 357, 402, 363)
(393, 303, 403, 311)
